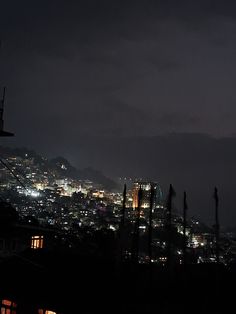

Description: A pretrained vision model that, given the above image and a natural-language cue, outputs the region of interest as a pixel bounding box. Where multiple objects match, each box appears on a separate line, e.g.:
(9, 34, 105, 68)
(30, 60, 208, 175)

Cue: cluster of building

(0, 150, 235, 313)
(0, 153, 124, 231)
(0, 150, 235, 267)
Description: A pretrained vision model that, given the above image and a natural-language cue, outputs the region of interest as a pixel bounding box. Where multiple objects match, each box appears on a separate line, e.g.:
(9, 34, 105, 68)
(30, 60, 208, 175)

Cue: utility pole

(0, 40, 14, 137)
(0, 87, 14, 137)
(132, 186, 142, 264)
(120, 184, 126, 263)
(183, 191, 187, 265)
(214, 187, 220, 264)
(148, 185, 155, 265)
(166, 184, 175, 268)
(121, 184, 126, 228)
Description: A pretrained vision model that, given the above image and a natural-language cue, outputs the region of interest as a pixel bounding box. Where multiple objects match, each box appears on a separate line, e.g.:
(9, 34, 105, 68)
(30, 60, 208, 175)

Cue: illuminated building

(1, 299, 17, 314)
(191, 233, 207, 248)
(31, 235, 44, 249)
(132, 181, 162, 209)
(92, 190, 104, 199)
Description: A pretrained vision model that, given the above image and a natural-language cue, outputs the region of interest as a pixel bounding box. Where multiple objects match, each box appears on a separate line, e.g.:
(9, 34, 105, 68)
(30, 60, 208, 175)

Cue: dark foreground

(0, 249, 235, 314)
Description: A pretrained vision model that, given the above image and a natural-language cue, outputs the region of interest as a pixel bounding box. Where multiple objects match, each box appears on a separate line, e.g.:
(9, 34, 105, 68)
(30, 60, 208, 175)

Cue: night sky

(1, 0, 236, 226)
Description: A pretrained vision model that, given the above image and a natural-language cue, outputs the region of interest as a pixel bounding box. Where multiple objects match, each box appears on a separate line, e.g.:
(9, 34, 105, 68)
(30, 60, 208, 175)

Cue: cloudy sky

(1, 0, 236, 226)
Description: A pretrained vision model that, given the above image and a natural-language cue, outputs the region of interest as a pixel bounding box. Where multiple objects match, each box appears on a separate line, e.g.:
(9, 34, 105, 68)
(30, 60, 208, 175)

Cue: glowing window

(1, 299, 17, 314)
(31, 236, 44, 249)
(38, 310, 56, 314)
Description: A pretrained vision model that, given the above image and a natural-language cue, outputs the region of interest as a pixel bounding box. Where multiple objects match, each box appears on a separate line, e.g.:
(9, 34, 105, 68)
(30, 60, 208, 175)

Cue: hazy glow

(2, 301, 11, 307)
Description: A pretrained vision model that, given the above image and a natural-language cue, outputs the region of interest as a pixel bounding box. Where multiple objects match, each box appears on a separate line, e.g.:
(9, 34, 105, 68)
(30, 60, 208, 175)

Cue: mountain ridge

(0, 146, 118, 191)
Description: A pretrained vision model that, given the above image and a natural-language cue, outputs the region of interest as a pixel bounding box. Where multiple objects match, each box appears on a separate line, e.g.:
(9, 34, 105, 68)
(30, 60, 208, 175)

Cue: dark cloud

(1, 1, 236, 226)
(2, 0, 236, 57)
(158, 113, 200, 128)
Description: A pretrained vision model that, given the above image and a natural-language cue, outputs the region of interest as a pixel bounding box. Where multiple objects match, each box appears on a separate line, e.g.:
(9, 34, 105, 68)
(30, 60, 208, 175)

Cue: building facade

(132, 181, 162, 209)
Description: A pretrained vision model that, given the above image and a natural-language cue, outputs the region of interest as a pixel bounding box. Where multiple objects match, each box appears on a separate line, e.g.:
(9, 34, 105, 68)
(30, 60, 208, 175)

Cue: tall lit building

(132, 181, 162, 209)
